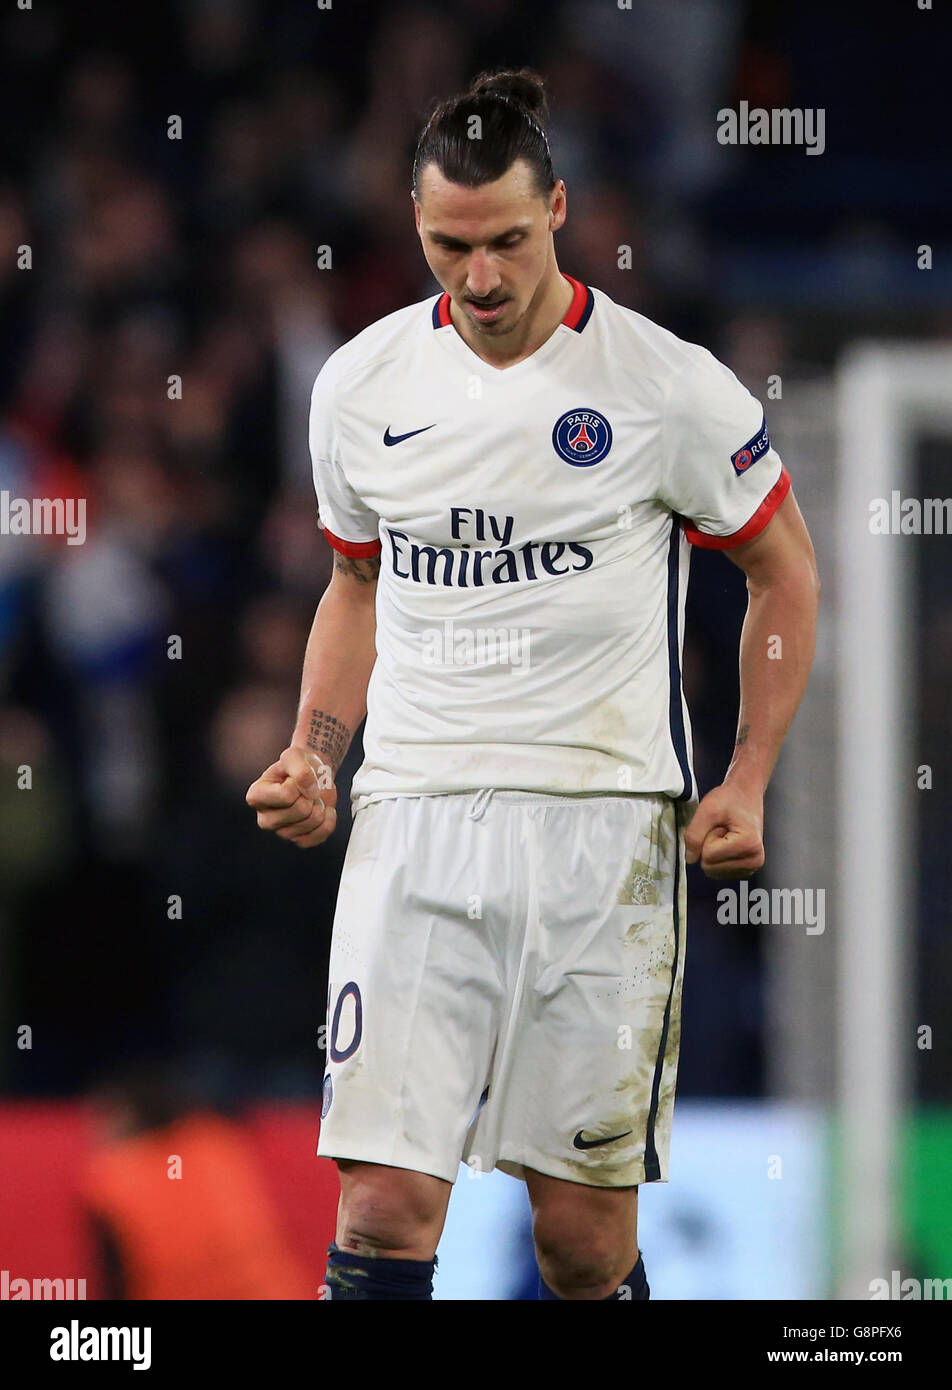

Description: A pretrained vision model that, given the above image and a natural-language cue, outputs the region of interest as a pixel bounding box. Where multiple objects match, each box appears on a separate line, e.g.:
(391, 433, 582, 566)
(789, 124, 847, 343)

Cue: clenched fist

(683, 782, 765, 880)
(246, 746, 337, 848)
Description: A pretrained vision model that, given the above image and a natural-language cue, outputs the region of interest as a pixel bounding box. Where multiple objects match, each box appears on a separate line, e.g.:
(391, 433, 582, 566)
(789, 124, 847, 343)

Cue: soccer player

(246, 68, 820, 1301)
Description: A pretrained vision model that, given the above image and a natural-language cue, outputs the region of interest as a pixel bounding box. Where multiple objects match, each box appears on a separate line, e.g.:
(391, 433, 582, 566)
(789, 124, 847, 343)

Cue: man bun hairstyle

(412, 67, 556, 197)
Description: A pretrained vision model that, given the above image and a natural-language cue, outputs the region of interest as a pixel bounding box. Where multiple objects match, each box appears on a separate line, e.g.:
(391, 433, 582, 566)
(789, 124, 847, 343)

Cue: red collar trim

(432, 273, 593, 332)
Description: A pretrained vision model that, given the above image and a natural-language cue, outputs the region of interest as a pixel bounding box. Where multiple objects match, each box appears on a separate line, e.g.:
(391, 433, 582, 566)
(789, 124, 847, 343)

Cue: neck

(449, 258, 574, 368)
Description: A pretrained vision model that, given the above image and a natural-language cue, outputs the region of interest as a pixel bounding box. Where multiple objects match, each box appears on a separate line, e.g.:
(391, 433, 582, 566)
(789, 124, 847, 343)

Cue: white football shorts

(317, 788, 687, 1188)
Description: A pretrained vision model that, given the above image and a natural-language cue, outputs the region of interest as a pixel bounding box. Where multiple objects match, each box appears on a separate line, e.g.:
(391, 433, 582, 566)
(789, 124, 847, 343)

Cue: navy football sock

(323, 1241, 437, 1300)
(538, 1252, 650, 1301)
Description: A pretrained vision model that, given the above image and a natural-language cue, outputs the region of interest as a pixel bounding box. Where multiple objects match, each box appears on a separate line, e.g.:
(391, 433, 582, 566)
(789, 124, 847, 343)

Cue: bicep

(725, 489, 819, 593)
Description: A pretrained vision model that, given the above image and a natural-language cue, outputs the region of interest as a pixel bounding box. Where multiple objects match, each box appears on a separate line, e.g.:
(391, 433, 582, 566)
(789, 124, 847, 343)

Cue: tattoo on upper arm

(333, 551, 381, 584)
(307, 710, 352, 774)
(735, 722, 751, 746)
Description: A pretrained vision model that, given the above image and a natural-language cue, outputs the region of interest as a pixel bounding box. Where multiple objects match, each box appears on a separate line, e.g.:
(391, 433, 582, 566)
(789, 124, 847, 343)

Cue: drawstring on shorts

(468, 788, 495, 821)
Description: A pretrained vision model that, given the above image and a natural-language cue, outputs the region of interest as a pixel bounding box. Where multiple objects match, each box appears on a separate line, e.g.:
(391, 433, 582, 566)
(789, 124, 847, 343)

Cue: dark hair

(412, 67, 556, 197)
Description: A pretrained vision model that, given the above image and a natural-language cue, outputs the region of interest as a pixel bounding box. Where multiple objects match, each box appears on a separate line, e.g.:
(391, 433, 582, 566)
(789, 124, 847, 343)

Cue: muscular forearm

(723, 566, 819, 797)
(290, 560, 378, 774)
(685, 489, 818, 877)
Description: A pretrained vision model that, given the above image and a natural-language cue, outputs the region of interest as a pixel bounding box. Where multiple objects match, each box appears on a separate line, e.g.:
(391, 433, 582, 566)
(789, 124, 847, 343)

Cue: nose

(465, 249, 502, 300)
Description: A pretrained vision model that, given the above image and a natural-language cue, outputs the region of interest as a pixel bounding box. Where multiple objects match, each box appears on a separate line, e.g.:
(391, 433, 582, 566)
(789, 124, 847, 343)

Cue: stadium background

(0, 0, 948, 1299)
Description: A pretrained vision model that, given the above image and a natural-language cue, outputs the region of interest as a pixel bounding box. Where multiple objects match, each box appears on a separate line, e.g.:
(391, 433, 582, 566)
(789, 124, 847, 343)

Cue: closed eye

(429, 231, 528, 252)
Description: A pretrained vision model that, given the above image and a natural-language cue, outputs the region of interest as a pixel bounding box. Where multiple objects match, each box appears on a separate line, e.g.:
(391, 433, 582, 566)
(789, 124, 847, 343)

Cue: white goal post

(835, 343, 952, 1299)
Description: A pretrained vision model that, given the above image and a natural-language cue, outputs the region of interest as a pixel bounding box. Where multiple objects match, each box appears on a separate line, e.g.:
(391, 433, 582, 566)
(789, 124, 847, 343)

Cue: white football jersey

(309, 274, 790, 809)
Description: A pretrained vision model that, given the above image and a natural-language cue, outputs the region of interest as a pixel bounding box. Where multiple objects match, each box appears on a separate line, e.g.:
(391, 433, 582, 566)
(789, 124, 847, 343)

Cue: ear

(549, 179, 567, 232)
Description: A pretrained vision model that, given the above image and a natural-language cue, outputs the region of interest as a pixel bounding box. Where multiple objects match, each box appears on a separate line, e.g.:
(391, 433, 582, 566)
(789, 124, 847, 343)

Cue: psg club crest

(552, 408, 613, 466)
(321, 1072, 333, 1118)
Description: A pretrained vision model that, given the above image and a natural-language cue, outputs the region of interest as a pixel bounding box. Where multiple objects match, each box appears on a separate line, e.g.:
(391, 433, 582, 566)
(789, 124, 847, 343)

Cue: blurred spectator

(151, 676, 344, 1095)
(80, 1063, 312, 1298)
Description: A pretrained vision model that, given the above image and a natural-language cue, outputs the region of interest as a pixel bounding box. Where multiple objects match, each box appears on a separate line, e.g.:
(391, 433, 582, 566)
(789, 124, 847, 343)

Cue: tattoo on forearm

(333, 551, 381, 583)
(307, 710, 352, 773)
(735, 722, 751, 746)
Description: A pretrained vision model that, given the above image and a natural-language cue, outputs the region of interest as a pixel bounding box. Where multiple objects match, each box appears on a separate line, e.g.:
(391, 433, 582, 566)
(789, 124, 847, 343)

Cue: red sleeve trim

(321, 526, 382, 558)
(682, 466, 791, 550)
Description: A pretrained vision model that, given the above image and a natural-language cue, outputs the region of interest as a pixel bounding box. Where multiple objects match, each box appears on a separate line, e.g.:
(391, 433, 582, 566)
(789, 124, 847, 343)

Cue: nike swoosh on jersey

(383, 424, 436, 446)
(572, 1129, 634, 1150)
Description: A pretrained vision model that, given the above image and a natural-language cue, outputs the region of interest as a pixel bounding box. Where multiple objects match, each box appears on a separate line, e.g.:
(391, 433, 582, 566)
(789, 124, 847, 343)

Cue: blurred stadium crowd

(0, 0, 947, 1107)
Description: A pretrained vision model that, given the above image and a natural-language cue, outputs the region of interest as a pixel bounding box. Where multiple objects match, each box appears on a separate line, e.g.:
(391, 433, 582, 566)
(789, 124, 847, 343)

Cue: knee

(336, 1161, 447, 1259)
(534, 1213, 637, 1300)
